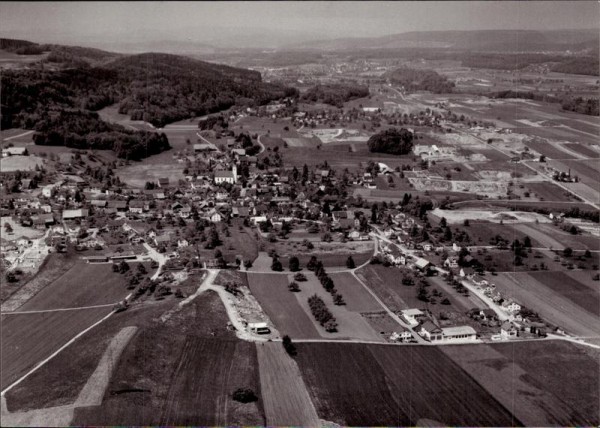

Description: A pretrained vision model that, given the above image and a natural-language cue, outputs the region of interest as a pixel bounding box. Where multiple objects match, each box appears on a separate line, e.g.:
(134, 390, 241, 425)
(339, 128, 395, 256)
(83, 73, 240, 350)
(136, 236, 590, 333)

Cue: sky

(0, 1, 597, 49)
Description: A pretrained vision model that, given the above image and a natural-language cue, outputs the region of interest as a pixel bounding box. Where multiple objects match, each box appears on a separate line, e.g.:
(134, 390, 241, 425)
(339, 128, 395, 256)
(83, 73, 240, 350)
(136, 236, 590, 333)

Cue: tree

(367, 128, 414, 155)
(563, 247, 573, 258)
(271, 258, 283, 272)
(232, 388, 258, 403)
(137, 264, 147, 275)
(288, 281, 300, 292)
(523, 236, 532, 248)
(4, 222, 13, 234)
(5, 271, 17, 283)
(306, 256, 318, 271)
(282, 335, 297, 356)
(346, 256, 356, 269)
(333, 293, 345, 305)
(118, 260, 130, 274)
(294, 272, 307, 281)
(463, 219, 470, 227)
(289, 256, 300, 272)
(321, 232, 332, 242)
(112, 263, 120, 273)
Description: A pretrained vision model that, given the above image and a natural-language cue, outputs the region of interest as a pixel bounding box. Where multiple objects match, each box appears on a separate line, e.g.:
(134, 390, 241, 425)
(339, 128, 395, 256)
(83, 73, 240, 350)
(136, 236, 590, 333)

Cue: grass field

(512, 222, 599, 250)
(443, 341, 599, 426)
(72, 291, 264, 425)
(492, 272, 600, 338)
(328, 272, 384, 313)
(525, 140, 577, 160)
(295, 342, 517, 426)
(247, 273, 321, 339)
(256, 342, 319, 426)
(16, 262, 136, 311)
(1, 307, 111, 390)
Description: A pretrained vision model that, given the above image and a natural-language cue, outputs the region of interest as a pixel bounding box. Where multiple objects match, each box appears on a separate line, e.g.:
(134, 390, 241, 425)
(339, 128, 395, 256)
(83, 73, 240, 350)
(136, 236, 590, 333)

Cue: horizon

(0, 1, 598, 51)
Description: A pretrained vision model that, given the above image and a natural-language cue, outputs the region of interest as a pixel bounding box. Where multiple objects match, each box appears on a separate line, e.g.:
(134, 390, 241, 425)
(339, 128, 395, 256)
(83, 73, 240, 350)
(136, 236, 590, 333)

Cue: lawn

(72, 291, 264, 425)
(16, 262, 140, 311)
(295, 342, 517, 426)
(1, 307, 112, 390)
(443, 341, 599, 426)
(0, 155, 44, 172)
(256, 342, 319, 426)
(246, 273, 321, 339)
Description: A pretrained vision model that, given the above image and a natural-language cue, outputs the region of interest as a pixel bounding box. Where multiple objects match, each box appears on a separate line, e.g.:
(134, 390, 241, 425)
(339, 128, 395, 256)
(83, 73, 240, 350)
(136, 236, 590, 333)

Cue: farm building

(419, 320, 443, 341)
(441, 326, 477, 342)
(158, 177, 170, 188)
(248, 322, 271, 334)
(194, 143, 217, 152)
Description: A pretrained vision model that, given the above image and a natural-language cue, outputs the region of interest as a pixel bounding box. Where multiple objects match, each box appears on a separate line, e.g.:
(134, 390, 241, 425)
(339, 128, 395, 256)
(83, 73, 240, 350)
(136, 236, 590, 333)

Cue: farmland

(328, 272, 385, 312)
(287, 272, 383, 341)
(527, 270, 598, 316)
(443, 341, 599, 426)
(1, 307, 112, 390)
(492, 272, 600, 338)
(72, 291, 264, 425)
(247, 273, 321, 339)
(16, 262, 137, 311)
(295, 342, 517, 426)
(256, 342, 319, 426)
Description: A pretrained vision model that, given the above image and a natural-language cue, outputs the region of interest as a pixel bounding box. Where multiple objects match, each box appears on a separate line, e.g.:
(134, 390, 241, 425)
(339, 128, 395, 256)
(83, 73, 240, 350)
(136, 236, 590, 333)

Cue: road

(2, 130, 34, 142)
(256, 134, 266, 154)
(142, 243, 168, 280)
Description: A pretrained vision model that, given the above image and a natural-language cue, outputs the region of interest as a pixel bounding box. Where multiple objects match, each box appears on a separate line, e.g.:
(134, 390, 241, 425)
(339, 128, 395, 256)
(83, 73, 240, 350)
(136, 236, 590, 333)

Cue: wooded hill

(387, 68, 455, 94)
(1, 39, 296, 159)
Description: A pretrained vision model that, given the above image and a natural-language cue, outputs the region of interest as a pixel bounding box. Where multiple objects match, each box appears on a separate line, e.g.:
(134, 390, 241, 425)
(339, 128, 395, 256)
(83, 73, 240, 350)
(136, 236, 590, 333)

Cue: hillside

(1, 39, 296, 159)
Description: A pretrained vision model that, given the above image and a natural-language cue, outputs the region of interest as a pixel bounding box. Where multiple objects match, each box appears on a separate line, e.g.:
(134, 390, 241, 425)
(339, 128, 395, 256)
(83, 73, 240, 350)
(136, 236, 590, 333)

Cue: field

(565, 143, 600, 158)
(525, 181, 575, 202)
(328, 272, 385, 312)
(287, 272, 383, 341)
(443, 341, 599, 426)
(16, 262, 136, 311)
(4, 299, 177, 412)
(0, 155, 44, 172)
(527, 270, 598, 316)
(524, 140, 577, 159)
(72, 291, 264, 425)
(295, 342, 517, 426)
(492, 272, 600, 338)
(256, 342, 319, 426)
(247, 273, 321, 339)
(512, 222, 599, 250)
(1, 307, 112, 390)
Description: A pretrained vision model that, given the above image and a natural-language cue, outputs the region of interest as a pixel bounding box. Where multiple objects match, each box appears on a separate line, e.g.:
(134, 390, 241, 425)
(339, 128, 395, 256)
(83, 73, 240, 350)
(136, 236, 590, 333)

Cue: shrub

(282, 335, 297, 356)
(294, 272, 307, 281)
(288, 281, 300, 292)
(232, 388, 258, 403)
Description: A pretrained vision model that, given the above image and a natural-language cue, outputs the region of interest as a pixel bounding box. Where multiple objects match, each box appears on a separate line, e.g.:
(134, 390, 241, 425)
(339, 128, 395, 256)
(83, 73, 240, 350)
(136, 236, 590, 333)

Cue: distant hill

(293, 29, 599, 54)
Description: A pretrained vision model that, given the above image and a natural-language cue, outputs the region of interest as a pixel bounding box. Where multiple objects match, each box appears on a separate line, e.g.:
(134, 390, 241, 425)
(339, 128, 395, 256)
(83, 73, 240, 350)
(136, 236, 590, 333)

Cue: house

(2, 147, 28, 156)
(414, 257, 430, 271)
(91, 200, 108, 209)
(419, 320, 443, 341)
(62, 209, 88, 220)
(501, 300, 521, 313)
(32, 213, 55, 228)
(500, 321, 518, 339)
(441, 326, 477, 342)
(194, 143, 216, 152)
(177, 239, 189, 248)
(248, 322, 271, 335)
(401, 308, 424, 327)
(107, 200, 128, 212)
(208, 209, 223, 223)
(157, 177, 170, 188)
(444, 257, 459, 269)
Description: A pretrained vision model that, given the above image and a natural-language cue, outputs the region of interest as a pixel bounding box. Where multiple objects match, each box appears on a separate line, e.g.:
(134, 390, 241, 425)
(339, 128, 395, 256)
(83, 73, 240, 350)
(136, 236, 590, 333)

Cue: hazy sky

(0, 1, 597, 49)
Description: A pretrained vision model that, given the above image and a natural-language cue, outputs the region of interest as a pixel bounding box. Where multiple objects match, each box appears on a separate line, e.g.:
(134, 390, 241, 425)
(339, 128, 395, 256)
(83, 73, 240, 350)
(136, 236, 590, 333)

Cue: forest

(368, 128, 414, 155)
(387, 68, 455, 94)
(491, 90, 599, 116)
(300, 83, 369, 107)
(1, 46, 295, 158)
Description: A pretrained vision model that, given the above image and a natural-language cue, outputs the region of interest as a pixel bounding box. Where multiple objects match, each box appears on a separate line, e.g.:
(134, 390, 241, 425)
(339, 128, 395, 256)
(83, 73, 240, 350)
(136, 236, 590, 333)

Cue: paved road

(142, 243, 167, 280)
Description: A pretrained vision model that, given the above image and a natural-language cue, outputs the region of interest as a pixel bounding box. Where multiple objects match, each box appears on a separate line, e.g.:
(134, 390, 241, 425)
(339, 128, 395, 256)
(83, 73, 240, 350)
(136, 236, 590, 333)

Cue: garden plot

(408, 178, 507, 197)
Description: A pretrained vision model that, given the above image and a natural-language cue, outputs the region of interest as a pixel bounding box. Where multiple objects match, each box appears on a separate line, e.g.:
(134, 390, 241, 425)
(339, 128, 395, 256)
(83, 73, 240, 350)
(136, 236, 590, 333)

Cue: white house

(419, 320, 443, 342)
(502, 300, 521, 313)
(401, 308, 424, 327)
(500, 321, 518, 339)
